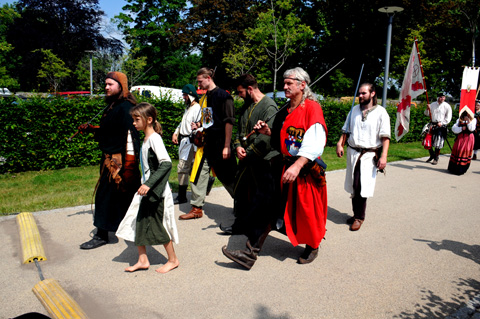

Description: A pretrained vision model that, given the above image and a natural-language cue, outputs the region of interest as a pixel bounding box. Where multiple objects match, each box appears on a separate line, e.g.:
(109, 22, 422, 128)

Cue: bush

(0, 96, 458, 174)
(0, 95, 185, 173)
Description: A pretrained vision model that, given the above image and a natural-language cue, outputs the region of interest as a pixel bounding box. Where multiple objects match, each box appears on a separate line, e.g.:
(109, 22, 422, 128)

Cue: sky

(0, 0, 128, 19)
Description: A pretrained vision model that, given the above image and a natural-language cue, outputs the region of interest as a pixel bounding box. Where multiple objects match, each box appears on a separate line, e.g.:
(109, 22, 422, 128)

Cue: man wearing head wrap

(171, 84, 201, 204)
(78, 71, 141, 249)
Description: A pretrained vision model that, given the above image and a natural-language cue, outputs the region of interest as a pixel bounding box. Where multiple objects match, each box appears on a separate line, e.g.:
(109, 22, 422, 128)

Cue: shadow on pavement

(414, 238, 480, 265)
(393, 278, 480, 319)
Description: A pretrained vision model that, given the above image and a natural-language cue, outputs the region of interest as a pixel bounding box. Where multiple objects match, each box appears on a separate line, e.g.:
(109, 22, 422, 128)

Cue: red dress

(280, 99, 328, 248)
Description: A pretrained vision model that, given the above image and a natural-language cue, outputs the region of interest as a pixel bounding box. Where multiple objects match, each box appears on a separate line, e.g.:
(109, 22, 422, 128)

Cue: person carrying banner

(336, 83, 390, 231)
(424, 93, 452, 165)
(448, 111, 477, 175)
(172, 84, 201, 204)
(474, 101, 480, 160)
(222, 67, 328, 268)
(179, 67, 237, 220)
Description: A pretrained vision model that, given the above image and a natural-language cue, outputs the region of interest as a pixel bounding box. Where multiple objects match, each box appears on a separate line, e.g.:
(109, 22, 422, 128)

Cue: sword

(242, 59, 345, 143)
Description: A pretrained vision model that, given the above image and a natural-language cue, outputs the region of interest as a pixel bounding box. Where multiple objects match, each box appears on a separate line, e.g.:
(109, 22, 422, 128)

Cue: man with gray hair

(222, 67, 328, 269)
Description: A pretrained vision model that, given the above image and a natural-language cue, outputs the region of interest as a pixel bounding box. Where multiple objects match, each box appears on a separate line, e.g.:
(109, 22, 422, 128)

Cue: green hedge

(0, 96, 458, 174)
(320, 99, 458, 146)
(0, 95, 186, 173)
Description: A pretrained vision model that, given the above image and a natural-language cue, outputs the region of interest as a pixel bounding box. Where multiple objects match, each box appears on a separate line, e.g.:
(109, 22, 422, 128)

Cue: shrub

(0, 96, 458, 173)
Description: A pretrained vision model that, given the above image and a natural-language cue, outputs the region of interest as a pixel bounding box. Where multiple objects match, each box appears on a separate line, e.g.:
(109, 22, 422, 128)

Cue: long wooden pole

(415, 37, 431, 120)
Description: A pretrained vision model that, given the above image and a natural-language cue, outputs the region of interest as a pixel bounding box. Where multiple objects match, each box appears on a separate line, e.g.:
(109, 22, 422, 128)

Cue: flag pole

(415, 37, 431, 120)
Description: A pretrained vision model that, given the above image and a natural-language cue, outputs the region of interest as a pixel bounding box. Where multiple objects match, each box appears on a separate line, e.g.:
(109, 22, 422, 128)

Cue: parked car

(0, 88, 13, 97)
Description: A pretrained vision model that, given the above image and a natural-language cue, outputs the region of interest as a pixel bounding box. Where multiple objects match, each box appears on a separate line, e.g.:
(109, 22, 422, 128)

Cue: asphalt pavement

(1, 154, 479, 319)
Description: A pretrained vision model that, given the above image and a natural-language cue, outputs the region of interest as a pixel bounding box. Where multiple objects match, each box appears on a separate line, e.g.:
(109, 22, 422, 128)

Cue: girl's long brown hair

(130, 102, 162, 135)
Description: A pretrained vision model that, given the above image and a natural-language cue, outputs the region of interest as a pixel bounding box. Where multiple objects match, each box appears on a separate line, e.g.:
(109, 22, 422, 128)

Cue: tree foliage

(115, 0, 189, 87)
(35, 49, 72, 93)
(6, 0, 123, 91)
(248, 0, 314, 92)
(0, 4, 20, 89)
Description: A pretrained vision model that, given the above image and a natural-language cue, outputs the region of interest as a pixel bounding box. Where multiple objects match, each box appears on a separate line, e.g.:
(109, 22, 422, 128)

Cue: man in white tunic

(172, 84, 201, 204)
(424, 93, 452, 165)
(336, 83, 390, 231)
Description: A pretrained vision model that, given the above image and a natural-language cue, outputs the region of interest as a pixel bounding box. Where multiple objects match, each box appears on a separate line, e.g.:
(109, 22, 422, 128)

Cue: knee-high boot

(174, 185, 188, 204)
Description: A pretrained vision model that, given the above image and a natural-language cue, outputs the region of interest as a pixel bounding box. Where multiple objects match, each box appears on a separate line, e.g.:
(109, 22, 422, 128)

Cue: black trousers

(352, 158, 367, 220)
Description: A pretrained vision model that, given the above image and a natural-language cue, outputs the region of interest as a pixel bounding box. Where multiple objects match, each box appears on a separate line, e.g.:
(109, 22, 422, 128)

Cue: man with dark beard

(336, 83, 390, 231)
(219, 74, 279, 235)
(78, 71, 141, 249)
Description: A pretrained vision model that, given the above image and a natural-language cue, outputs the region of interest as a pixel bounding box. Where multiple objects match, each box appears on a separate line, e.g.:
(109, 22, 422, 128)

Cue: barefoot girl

(125, 102, 179, 273)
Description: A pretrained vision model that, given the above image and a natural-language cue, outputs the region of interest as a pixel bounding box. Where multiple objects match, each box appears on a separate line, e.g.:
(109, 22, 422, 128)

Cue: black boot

(206, 176, 215, 195)
(174, 185, 188, 204)
(80, 228, 108, 250)
(432, 148, 441, 165)
(426, 149, 435, 162)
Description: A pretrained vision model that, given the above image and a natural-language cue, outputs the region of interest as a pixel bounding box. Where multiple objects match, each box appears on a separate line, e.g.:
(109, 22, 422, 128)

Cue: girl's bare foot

(125, 261, 150, 272)
(155, 260, 179, 274)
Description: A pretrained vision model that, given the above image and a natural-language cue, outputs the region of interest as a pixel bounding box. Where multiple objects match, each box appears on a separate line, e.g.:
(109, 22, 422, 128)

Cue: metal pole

(382, 14, 393, 107)
(89, 52, 93, 96)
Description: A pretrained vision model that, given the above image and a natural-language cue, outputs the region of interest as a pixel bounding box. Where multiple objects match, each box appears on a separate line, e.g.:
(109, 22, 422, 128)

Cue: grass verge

(0, 139, 453, 216)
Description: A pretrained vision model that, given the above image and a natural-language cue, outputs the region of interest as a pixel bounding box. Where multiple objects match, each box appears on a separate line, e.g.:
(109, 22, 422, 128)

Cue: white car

(0, 88, 13, 97)
(131, 85, 183, 102)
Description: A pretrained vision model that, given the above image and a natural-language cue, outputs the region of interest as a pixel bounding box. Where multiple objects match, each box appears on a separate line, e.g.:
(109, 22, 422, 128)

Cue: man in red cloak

(222, 67, 328, 269)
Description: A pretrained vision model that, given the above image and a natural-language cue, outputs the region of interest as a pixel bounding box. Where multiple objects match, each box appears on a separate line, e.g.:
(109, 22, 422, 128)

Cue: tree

(175, 0, 262, 87)
(7, 0, 123, 91)
(0, 4, 20, 89)
(248, 0, 314, 93)
(222, 37, 272, 87)
(121, 47, 148, 88)
(36, 49, 72, 93)
(115, 0, 189, 87)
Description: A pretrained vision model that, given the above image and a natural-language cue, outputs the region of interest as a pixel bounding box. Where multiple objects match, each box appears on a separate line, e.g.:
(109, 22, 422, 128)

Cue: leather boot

(222, 225, 271, 270)
(297, 245, 319, 264)
(222, 241, 259, 270)
(174, 185, 188, 204)
(179, 206, 203, 220)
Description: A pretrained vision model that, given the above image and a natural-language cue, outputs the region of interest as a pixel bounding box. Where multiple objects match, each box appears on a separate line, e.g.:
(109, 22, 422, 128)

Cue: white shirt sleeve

(297, 123, 326, 161)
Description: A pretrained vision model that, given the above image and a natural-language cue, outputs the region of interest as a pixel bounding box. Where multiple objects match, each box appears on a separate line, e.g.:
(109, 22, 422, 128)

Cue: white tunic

(174, 101, 201, 161)
(342, 105, 391, 198)
(116, 133, 179, 244)
(451, 118, 476, 134)
(141, 133, 179, 244)
(424, 101, 452, 125)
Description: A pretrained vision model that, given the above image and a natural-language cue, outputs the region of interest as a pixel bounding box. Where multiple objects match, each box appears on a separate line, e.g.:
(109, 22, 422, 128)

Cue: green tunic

(232, 96, 280, 236)
(135, 144, 172, 246)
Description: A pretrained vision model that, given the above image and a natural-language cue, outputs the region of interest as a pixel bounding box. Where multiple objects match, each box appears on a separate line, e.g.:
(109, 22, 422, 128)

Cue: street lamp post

(85, 50, 95, 96)
(378, 6, 403, 107)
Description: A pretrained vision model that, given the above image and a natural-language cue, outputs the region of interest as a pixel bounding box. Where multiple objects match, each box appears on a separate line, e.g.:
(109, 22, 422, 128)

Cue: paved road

(1, 155, 479, 319)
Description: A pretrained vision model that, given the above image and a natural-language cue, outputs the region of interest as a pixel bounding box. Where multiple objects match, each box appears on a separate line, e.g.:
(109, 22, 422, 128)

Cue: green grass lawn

(0, 139, 453, 216)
